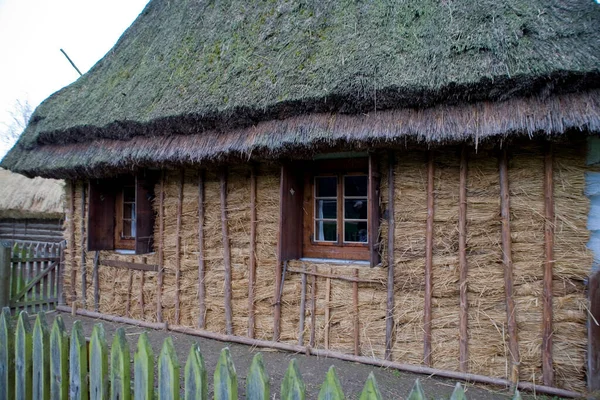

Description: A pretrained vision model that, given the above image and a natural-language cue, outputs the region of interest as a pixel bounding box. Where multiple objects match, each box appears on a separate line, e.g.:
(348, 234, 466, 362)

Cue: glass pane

(316, 199, 337, 219)
(316, 177, 337, 197)
(124, 203, 136, 220)
(315, 221, 337, 241)
(344, 221, 368, 243)
(124, 186, 136, 202)
(344, 176, 367, 197)
(122, 220, 132, 238)
(344, 199, 368, 219)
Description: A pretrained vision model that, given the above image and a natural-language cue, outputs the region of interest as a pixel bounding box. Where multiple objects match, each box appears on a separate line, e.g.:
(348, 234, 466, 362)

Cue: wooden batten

(310, 270, 317, 348)
(458, 146, 469, 372)
(220, 168, 233, 335)
(93, 251, 100, 312)
(385, 151, 395, 361)
(139, 257, 147, 315)
(499, 148, 520, 387)
(542, 144, 555, 386)
(156, 171, 165, 323)
(325, 273, 331, 350)
(80, 183, 87, 308)
(424, 151, 434, 367)
(198, 170, 206, 329)
(175, 170, 184, 325)
(298, 264, 307, 346)
(248, 165, 257, 338)
(69, 181, 76, 303)
(126, 268, 133, 318)
(353, 268, 360, 356)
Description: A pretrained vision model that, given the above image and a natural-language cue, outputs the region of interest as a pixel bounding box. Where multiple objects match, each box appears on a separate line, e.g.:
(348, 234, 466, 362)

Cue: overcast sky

(0, 0, 150, 158)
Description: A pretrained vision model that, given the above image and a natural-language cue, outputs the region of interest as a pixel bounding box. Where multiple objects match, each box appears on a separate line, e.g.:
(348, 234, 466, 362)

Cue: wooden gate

(4, 241, 64, 313)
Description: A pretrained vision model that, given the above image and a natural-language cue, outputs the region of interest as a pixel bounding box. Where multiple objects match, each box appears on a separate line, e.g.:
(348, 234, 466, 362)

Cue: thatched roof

(0, 168, 65, 219)
(2, 0, 600, 178)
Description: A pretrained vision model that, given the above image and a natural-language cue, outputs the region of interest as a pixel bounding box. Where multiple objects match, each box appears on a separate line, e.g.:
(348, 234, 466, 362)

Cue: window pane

(124, 186, 136, 202)
(344, 199, 367, 220)
(316, 199, 337, 219)
(124, 203, 135, 220)
(122, 220, 132, 238)
(315, 221, 337, 241)
(316, 177, 337, 197)
(344, 221, 368, 243)
(344, 176, 367, 197)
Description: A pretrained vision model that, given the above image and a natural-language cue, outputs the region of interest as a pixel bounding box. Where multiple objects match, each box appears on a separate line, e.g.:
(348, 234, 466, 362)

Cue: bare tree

(1, 99, 33, 146)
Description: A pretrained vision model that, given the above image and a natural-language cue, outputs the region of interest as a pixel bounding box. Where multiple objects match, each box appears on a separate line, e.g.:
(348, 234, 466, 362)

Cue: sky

(0, 0, 151, 158)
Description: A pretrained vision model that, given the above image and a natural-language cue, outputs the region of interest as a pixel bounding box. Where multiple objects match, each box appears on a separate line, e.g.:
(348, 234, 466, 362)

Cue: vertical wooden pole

(58, 241, 65, 305)
(458, 145, 469, 373)
(69, 181, 76, 304)
(175, 170, 184, 325)
(499, 148, 520, 388)
(325, 274, 331, 350)
(248, 165, 257, 338)
(353, 268, 360, 356)
(309, 270, 317, 348)
(385, 151, 395, 361)
(156, 171, 165, 323)
(298, 264, 307, 346)
(220, 168, 233, 335)
(424, 151, 434, 367)
(198, 171, 206, 329)
(93, 251, 100, 312)
(542, 143, 554, 386)
(80, 183, 87, 308)
(274, 166, 284, 342)
(139, 261, 146, 316)
(126, 269, 133, 318)
(0, 244, 10, 308)
(589, 270, 600, 392)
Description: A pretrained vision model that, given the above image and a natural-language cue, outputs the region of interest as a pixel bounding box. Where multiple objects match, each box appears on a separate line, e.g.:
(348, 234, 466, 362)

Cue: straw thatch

(0, 168, 64, 219)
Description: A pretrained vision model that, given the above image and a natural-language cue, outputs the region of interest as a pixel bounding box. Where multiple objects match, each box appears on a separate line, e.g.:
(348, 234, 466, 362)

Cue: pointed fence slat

(33, 312, 51, 400)
(158, 337, 180, 400)
(281, 359, 305, 400)
(89, 324, 109, 400)
(50, 316, 69, 400)
(110, 328, 131, 400)
(184, 343, 207, 400)
(246, 353, 269, 400)
(450, 382, 466, 400)
(406, 379, 425, 400)
(214, 347, 237, 400)
(318, 366, 345, 400)
(69, 320, 88, 400)
(359, 373, 382, 400)
(0, 308, 14, 400)
(15, 311, 33, 400)
(134, 333, 154, 400)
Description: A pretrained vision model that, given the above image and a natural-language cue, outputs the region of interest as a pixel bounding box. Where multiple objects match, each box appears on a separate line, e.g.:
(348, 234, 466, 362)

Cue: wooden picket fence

(0, 309, 525, 400)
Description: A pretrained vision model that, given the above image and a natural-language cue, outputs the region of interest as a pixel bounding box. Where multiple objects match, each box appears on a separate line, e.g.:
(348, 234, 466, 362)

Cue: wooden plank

(424, 151, 434, 367)
(175, 170, 184, 325)
(135, 171, 158, 254)
(286, 267, 382, 284)
(134, 332, 155, 400)
(10, 298, 59, 308)
(325, 274, 331, 350)
(0, 308, 14, 400)
(32, 312, 50, 400)
(88, 179, 115, 251)
(80, 183, 87, 308)
(499, 148, 520, 387)
(281, 359, 306, 400)
(458, 145, 469, 373)
(158, 337, 180, 400)
(93, 251, 100, 312)
(185, 342, 208, 400)
(353, 268, 360, 357)
(368, 153, 381, 267)
(10, 257, 60, 263)
(139, 258, 146, 316)
(15, 311, 33, 400)
(318, 366, 345, 399)
(220, 168, 233, 335)
(126, 269, 133, 318)
(50, 316, 69, 400)
(12, 261, 59, 301)
(385, 151, 395, 361)
(246, 353, 269, 400)
(57, 241, 65, 305)
(198, 171, 206, 329)
(542, 144, 554, 386)
(0, 245, 10, 308)
(89, 323, 109, 400)
(110, 328, 131, 400)
(157, 171, 165, 323)
(589, 270, 600, 392)
(248, 165, 257, 338)
(310, 270, 317, 348)
(298, 264, 307, 346)
(214, 348, 238, 400)
(102, 259, 158, 272)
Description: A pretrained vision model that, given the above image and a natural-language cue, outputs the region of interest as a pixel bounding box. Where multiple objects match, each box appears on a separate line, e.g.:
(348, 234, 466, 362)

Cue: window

(88, 171, 157, 254)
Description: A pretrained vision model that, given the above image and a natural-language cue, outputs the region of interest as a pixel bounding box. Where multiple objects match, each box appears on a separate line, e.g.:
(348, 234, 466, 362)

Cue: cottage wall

(62, 142, 593, 392)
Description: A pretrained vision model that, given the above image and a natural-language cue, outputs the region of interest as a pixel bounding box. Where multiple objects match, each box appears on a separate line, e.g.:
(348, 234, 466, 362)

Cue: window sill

(115, 249, 136, 255)
(298, 257, 370, 266)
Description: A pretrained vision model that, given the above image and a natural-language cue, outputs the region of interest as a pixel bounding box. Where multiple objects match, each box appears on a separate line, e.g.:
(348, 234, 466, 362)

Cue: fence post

(110, 328, 131, 400)
(281, 359, 305, 400)
(246, 353, 269, 400)
(15, 310, 33, 400)
(69, 320, 88, 400)
(89, 324, 109, 400)
(214, 347, 237, 400)
(0, 307, 14, 400)
(0, 243, 11, 308)
(158, 337, 180, 400)
(33, 312, 50, 400)
(50, 316, 69, 400)
(184, 343, 207, 400)
(134, 332, 155, 400)
(359, 372, 382, 400)
(317, 366, 344, 400)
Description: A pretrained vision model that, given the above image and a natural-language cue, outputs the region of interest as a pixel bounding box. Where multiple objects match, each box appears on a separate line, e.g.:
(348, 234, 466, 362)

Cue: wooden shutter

(135, 171, 158, 254)
(88, 179, 115, 251)
(278, 162, 304, 261)
(368, 153, 381, 267)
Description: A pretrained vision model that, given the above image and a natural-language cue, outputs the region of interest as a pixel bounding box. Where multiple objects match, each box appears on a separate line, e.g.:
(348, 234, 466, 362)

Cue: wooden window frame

(114, 178, 136, 250)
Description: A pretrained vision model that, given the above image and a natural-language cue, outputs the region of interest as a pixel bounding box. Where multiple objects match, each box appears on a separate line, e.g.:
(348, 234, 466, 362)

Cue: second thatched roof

(0, 168, 65, 219)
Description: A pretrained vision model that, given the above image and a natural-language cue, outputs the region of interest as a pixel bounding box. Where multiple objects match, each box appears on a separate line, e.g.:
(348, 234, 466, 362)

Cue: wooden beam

(175, 170, 184, 325)
(298, 264, 307, 346)
(126, 269, 133, 318)
(58, 241, 65, 305)
(80, 183, 87, 308)
(248, 165, 257, 338)
(102, 260, 158, 272)
(542, 143, 555, 386)
(220, 168, 233, 335)
(309, 269, 317, 348)
(424, 151, 434, 367)
(69, 181, 76, 303)
(385, 151, 396, 361)
(139, 257, 146, 316)
(198, 170, 206, 329)
(353, 268, 360, 356)
(157, 171, 165, 323)
(499, 148, 520, 387)
(325, 274, 331, 350)
(286, 267, 383, 284)
(93, 251, 100, 312)
(458, 145, 469, 373)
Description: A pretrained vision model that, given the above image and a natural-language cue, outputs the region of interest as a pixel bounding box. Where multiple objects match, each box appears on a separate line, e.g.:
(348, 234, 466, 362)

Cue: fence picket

(134, 332, 154, 400)
(281, 359, 305, 400)
(15, 310, 33, 400)
(214, 347, 237, 400)
(318, 366, 345, 400)
(184, 343, 207, 400)
(110, 327, 131, 400)
(406, 379, 425, 400)
(89, 324, 109, 400)
(69, 320, 88, 400)
(33, 312, 51, 400)
(450, 382, 466, 400)
(512, 390, 522, 400)
(359, 372, 382, 400)
(246, 353, 269, 400)
(0, 308, 14, 400)
(50, 316, 69, 400)
(158, 337, 180, 400)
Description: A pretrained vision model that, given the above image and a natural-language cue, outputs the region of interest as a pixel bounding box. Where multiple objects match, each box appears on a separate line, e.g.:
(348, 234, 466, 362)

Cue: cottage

(2, 0, 600, 395)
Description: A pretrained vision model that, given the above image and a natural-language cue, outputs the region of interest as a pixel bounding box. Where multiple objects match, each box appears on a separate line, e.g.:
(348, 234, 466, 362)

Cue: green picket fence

(0, 308, 525, 400)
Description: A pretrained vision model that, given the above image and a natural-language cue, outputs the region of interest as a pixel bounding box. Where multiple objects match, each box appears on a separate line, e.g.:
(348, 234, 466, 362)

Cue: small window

(114, 179, 137, 250)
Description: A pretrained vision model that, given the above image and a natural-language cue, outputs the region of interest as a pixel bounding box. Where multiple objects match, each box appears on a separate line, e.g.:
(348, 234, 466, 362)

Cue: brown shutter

(368, 153, 381, 267)
(278, 162, 304, 261)
(88, 179, 115, 251)
(135, 171, 158, 254)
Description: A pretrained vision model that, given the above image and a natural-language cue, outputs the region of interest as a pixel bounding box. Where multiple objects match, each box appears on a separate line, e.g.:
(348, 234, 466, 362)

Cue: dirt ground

(52, 311, 546, 399)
